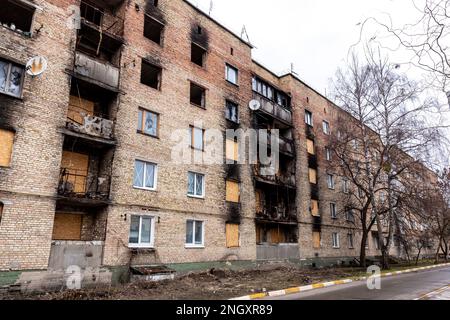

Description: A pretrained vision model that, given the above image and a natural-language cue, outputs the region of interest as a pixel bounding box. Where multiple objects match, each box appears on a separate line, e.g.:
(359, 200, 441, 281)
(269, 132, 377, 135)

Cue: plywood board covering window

(52, 213, 82, 240)
(309, 168, 317, 184)
(61, 151, 89, 193)
(313, 231, 321, 249)
(311, 199, 319, 216)
(226, 180, 239, 203)
(307, 139, 315, 155)
(68, 95, 95, 125)
(226, 139, 238, 161)
(0, 129, 14, 167)
(226, 223, 239, 248)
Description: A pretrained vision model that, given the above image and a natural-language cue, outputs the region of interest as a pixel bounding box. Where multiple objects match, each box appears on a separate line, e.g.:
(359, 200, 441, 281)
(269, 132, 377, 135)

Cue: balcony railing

(66, 105, 114, 140)
(266, 133, 295, 156)
(80, 1, 124, 37)
(58, 168, 110, 201)
(257, 205, 297, 222)
(253, 94, 292, 124)
(254, 165, 296, 187)
(74, 51, 120, 90)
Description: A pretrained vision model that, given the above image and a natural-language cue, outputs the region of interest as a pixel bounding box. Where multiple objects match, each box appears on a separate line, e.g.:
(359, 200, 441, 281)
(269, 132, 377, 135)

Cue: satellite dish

(26, 56, 47, 76)
(248, 99, 261, 111)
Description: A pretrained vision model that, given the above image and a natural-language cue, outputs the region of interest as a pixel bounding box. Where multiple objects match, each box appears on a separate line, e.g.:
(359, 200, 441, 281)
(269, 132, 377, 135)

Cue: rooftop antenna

(241, 25, 250, 43)
(209, 0, 213, 15)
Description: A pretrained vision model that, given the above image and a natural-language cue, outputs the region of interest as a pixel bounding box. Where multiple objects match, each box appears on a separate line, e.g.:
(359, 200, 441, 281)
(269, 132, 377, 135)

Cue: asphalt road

(267, 266, 450, 300)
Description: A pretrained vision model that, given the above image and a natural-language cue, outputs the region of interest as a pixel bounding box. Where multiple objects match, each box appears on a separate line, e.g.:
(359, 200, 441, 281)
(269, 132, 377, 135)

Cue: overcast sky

(187, 0, 422, 95)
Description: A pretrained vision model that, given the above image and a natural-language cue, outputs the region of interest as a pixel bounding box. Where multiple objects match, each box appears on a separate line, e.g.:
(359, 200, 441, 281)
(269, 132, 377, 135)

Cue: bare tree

(330, 48, 445, 269)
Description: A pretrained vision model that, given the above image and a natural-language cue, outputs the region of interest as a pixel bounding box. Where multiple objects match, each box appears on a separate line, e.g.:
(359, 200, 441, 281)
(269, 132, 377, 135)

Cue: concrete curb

(229, 262, 450, 300)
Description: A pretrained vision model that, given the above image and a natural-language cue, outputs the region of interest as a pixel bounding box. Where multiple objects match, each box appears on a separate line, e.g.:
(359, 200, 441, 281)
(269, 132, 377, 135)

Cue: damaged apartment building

(0, 0, 436, 290)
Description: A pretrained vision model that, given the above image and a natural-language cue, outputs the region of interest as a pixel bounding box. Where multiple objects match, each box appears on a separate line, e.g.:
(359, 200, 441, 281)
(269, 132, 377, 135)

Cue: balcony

(266, 133, 295, 157)
(74, 52, 120, 91)
(254, 164, 296, 188)
(253, 94, 292, 126)
(80, 1, 124, 38)
(66, 109, 114, 140)
(57, 168, 111, 207)
(256, 204, 297, 223)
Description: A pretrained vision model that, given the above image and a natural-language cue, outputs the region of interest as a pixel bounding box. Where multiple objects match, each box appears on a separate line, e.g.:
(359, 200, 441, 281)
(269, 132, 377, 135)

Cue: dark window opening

(230, 47, 234, 55)
(153, 0, 159, 7)
(190, 82, 205, 108)
(141, 60, 162, 90)
(225, 100, 239, 123)
(0, 202, 3, 225)
(80, 1, 103, 26)
(144, 15, 164, 45)
(197, 25, 202, 34)
(0, 0, 35, 33)
(191, 43, 206, 67)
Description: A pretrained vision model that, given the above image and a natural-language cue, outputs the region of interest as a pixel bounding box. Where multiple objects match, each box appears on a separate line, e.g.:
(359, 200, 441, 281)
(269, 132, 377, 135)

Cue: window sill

(128, 245, 155, 249)
(190, 103, 206, 110)
(188, 194, 205, 200)
(0, 91, 23, 100)
(226, 118, 240, 125)
(185, 245, 205, 249)
(137, 130, 159, 139)
(0, 24, 32, 38)
(333, 247, 341, 249)
(134, 186, 157, 192)
(226, 80, 239, 87)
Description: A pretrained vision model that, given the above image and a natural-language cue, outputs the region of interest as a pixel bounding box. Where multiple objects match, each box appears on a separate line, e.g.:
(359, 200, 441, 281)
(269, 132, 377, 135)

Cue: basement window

(0, 129, 15, 167)
(141, 60, 162, 90)
(191, 42, 206, 67)
(0, 58, 25, 98)
(144, 15, 164, 45)
(0, 0, 35, 34)
(190, 82, 206, 108)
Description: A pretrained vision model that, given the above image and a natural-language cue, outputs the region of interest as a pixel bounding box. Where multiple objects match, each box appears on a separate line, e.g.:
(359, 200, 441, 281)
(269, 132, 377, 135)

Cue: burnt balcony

(253, 94, 292, 126)
(74, 51, 120, 91)
(57, 168, 111, 207)
(256, 205, 297, 224)
(66, 107, 114, 141)
(266, 133, 295, 157)
(80, 1, 124, 39)
(254, 164, 296, 188)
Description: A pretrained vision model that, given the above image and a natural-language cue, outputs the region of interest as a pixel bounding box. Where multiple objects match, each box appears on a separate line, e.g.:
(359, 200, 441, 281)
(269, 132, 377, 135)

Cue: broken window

(186, 220, 204, 247)
(190, 82, 206, 108)
(332, 232, 340, 248)
(226, 180, 240, 203)
(0, 58, 24, 98)
(189, 126, 204, 151)
(0, 129, 15, 167)
(133, 160, 157, 190)
(0, 0, 35, 33)
(80, 1, 103, 26)
(225, 64, 238, 85)
(141, 60, 162, 90)
(129, 215, 155, 248)
(225, 100, 239, 123)
(144, 15, 164, 45)
(226, 223, 240, 248)
(188, 172, 205, 198)
(252, 76, 291, 108)
(191, 42, 206, 67)
(138, 108, 159, 137)
(305, 110, 313, 127)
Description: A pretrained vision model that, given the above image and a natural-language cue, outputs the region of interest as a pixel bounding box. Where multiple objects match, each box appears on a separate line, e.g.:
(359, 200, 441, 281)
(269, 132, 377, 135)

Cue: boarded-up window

(307, 139, 315, 155)
(226, 139, 238, 161)
(67, 95, 95, 125)
(61, 151, 89, 193)
(0, 129, 14, 167)
(309, 168, 317, 184)
(226, 223, 239, 248)
(226, 180, 239, 203)
(313, 231, 321, 249)
(311, 200, 319, 216)
(52, 213, 82, 240)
